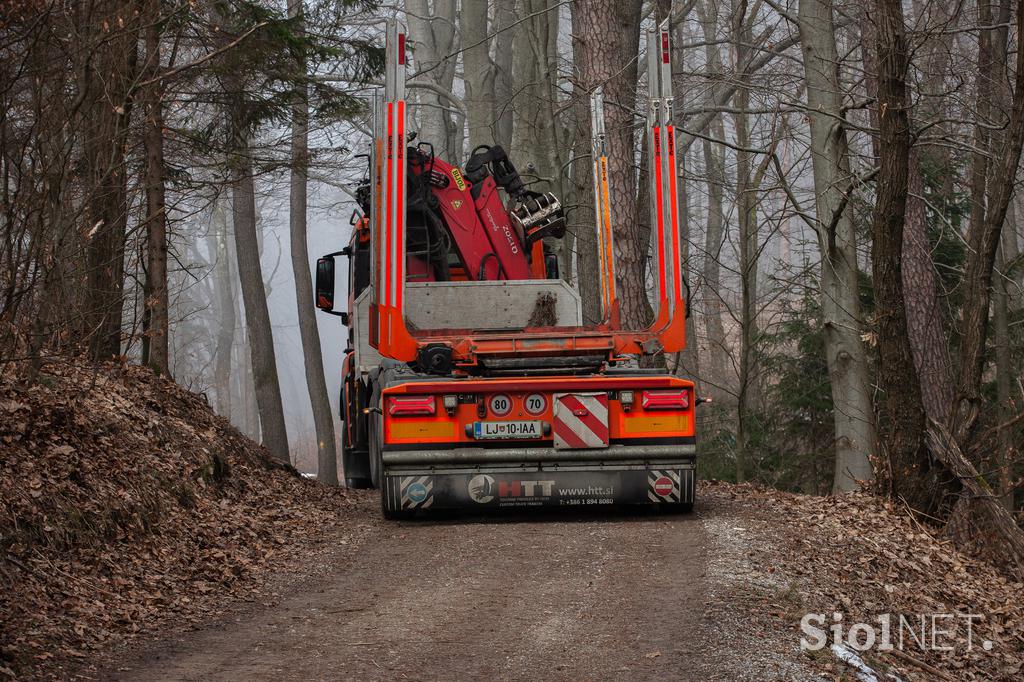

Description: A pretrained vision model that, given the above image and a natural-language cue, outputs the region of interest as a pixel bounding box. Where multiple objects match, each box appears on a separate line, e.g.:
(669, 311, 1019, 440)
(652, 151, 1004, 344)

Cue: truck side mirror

(316, 257, 336, 311)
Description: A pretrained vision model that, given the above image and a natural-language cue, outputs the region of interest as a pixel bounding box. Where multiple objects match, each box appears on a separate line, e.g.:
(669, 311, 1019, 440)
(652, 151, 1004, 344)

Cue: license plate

(473, 420, 543, 440)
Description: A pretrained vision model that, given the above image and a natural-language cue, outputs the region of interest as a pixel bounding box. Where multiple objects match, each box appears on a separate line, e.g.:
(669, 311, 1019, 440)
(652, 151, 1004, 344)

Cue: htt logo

(498, 480, 555, 497)
(467, 475, 555, 503)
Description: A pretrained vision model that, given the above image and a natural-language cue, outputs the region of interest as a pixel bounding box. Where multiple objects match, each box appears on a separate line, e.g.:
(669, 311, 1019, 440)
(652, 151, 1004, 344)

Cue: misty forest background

(3, 0, 1024, 566)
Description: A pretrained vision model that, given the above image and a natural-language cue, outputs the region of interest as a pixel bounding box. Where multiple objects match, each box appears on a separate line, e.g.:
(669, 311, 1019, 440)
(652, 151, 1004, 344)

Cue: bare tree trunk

(798, 0, 877, 491)
(405, 0, 460, 160)
(634, 117, 658, 334)
(205, 0, 289, 456)
(870, 0, 932, 511)
(81, 0, 138, 360)
(990, 2, 1017, 507)
(1014, 195, 1024, 294)
(914, 0, 957, 199)
(858, 9, 881, 163)
(994, 207, 1016, 510)
(953, 0, 1024, 444)
(864, 1, 956, 425)
(572, 0, 644, 328)
(210, 200, 235, 419)
(731, 3, 759, 483)
(232, 143, 290, 461)
(903, 149, 953, 422)
(512, 0, 560, 185)
(696, 1, 730, 400)
(141, 0, 169, 376)
(462, 0, 493, 146)
(289, 0, 337, 484)
(897, 0, 959, 423)
(509, 0, 569, 288)
(674, 151, 701, 382)
(701, 128, 729, 397)
(492, 0, 516, 150)
(224, 253, 257, 438)
(237, 322, 259, 439)
(932, 421, 1024, 579)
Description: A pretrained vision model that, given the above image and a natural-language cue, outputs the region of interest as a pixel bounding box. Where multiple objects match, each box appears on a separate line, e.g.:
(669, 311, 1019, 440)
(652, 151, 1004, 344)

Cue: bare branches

(408, 0, 571, 80)
(136, 21, 271, 90)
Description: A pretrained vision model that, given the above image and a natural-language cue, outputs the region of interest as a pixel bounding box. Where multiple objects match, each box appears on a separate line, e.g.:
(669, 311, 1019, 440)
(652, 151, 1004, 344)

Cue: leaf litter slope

(0, 362, 359, 679)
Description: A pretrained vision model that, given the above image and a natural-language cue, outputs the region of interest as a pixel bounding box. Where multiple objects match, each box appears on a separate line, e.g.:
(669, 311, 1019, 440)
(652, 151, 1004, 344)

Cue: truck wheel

(381, 490, 411, 520)
(369, 415, 412, 519)
(345, 475, 373, 489)
(368, 412, 383, 489)
(342, 445, 373, 489)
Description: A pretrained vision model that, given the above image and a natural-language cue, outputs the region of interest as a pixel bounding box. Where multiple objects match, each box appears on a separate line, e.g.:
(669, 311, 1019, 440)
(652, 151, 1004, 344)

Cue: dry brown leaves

(0, 362, 359, 680)
(705, 480, 1024, 681)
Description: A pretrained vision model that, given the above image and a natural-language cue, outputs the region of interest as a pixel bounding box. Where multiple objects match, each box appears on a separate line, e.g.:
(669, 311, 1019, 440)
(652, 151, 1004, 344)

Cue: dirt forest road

(104, 493, 819, 681)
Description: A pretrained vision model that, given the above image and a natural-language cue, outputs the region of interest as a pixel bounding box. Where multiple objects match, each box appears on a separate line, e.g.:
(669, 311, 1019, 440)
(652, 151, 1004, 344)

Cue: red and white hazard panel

(553, 392, 609, 449)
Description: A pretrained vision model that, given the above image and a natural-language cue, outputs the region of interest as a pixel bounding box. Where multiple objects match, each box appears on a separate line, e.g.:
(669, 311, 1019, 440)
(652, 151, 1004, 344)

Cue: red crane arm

(408, 150, 532, 281)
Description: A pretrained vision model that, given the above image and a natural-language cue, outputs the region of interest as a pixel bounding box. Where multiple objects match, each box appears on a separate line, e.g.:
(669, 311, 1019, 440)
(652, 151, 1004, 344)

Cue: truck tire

(345, 475, 373, 489)
(380, 487, 410, 520)
(368, 412, 383, 489)
(342, 444, 373, 489)
(370, 366, 418, 519)
(369, 410, 412, 519)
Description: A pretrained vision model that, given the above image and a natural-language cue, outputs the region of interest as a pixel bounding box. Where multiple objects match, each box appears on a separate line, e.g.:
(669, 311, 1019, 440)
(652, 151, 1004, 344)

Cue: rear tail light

(641, 389, 690, 410)
(387, 395, 436, 416)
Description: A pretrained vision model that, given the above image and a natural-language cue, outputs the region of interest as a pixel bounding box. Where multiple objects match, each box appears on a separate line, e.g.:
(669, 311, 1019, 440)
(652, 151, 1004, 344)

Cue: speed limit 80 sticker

(489, 394, 513, 416)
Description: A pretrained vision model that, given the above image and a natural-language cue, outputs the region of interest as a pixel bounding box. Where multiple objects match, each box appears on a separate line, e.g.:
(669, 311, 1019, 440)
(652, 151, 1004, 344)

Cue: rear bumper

(383, 442, 695, 465)
(381, 444, 696, 513)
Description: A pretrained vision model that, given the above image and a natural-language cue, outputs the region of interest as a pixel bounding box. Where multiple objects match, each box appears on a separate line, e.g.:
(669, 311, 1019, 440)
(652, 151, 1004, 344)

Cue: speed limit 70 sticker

(524, 393, 547, 415)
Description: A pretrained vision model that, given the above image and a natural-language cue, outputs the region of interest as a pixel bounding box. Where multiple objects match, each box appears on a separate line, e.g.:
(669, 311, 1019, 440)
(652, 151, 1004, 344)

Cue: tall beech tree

(798, 0, 877, 492)
(288, 0, 337, 484)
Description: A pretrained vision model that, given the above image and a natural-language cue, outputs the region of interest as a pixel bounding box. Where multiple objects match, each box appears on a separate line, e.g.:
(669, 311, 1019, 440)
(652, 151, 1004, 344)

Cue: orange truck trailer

(315, 20, 699, 517)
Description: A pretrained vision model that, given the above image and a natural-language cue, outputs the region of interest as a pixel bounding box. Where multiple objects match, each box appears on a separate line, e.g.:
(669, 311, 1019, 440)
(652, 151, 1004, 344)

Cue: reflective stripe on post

(372, 19, 418, 361)
(590, 88, 617, 324)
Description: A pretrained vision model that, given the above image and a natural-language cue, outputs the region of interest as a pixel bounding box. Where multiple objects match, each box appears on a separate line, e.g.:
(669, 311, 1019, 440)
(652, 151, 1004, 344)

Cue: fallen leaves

(704, 480, 1024, 681)
(0, 362, 359, 679)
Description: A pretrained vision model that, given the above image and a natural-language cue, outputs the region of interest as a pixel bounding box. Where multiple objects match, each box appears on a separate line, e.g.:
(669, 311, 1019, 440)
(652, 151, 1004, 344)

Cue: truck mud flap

(381, 465, 695, 514)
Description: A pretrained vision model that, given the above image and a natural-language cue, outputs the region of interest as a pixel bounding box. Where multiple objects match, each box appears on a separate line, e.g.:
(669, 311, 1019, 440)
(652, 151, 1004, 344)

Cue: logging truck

(316, 20, 698, 517)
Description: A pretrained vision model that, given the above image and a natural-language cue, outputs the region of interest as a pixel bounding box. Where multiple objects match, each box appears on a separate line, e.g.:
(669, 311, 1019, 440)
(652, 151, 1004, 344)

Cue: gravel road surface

(106, 494, 819, 681)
